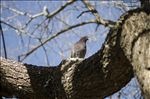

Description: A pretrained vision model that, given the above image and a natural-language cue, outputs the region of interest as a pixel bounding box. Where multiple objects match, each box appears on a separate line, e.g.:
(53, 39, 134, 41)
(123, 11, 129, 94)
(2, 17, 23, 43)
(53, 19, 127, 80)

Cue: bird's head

(79, 36, 88, 42)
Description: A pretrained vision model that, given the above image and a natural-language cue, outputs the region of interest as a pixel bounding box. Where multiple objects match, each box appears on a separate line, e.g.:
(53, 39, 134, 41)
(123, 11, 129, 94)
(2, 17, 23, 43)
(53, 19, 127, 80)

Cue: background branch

(82, 0, 116, 28)
(0, 24, 7, 59)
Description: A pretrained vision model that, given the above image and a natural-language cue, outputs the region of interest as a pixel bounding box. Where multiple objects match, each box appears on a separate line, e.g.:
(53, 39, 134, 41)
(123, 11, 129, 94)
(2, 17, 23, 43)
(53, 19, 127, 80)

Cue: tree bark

(120, 9, 150, 99)
(0, 9, 149, 99)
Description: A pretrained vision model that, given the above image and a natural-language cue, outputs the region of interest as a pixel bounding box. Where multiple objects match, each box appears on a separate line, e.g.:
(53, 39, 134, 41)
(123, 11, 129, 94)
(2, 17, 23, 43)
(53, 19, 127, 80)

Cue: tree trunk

(120, 10, 150, 99)
(0, 9, 149, 99)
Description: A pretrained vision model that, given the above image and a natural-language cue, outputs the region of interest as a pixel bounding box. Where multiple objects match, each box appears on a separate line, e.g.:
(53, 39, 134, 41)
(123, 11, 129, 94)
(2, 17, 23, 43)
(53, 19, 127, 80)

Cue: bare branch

(1, 5, 32, 18)
(0, 24, 7, 59)
(82, 0, 116, 28)
(0, 20, 37, 39)
(38, 39, 50, 66)
(76, 10, 91, 18)
(2, 5, 45, 19)
(46, 0, 75, 19)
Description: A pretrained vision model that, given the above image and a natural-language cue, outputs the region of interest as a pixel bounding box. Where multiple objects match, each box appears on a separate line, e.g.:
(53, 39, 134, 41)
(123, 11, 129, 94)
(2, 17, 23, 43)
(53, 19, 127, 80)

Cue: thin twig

(0, 20, 38, 39)
(38, 39, 50, 66)
(2, 5, 32, 18)
(46, 0, 76, 19)
(0, 24, 7, 59)
(77, 10, 91, 18)
(82, 0, 115, 28)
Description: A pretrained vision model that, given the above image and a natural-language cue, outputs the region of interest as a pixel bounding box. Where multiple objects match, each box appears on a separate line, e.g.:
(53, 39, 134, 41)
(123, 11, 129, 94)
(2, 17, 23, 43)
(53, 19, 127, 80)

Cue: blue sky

(1, 1, 126, 66)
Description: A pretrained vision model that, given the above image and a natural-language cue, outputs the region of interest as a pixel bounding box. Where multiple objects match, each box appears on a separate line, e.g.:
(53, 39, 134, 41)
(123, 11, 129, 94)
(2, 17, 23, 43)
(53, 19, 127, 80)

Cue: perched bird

(71, 36, 88, 59)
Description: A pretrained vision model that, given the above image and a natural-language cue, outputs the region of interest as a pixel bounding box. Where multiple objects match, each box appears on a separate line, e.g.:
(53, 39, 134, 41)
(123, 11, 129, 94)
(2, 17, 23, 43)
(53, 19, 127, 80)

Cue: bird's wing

(71, 42, 86, 58)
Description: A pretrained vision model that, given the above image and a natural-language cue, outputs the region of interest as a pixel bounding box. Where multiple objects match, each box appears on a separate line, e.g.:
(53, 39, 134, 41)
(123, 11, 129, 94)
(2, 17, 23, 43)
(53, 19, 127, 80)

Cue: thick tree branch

(120, 10, 150, 99)
(0, 57, 66, 99)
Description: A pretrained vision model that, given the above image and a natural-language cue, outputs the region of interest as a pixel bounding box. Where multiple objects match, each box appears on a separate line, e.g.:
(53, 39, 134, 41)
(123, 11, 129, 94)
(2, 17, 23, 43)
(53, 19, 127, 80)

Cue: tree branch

(82, 0, 116, 28)
(119, 10, 150, 99)
(46, 0, 75, 18)
(0, 24, 7, 59)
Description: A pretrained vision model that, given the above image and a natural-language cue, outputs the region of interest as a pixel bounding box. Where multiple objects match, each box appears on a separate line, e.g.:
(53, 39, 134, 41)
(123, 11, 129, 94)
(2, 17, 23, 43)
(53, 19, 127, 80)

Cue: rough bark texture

(120, 10, 150, 99)
(0, 9, 149, 99)
(0, 59, 66, 99)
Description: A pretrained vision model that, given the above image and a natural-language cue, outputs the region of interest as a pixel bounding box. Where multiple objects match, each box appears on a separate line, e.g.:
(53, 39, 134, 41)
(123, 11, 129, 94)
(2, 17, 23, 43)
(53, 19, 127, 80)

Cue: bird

(70, 36, 88, 59)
